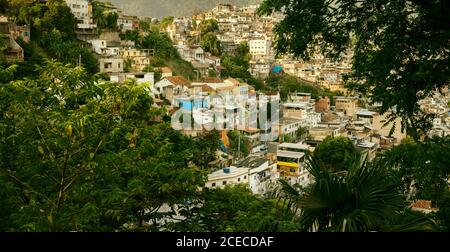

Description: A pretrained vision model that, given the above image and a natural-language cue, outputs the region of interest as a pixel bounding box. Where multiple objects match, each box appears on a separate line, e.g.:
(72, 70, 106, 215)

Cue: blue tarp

(272, 65, 283, 73)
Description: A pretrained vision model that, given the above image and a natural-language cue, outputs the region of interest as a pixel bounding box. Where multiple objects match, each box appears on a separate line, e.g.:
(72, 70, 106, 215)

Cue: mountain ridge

(104, 0, 262, 18)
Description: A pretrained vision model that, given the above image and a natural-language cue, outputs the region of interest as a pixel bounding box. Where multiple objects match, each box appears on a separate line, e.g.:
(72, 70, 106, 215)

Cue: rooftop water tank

(271, 65, 283, 73)
(223, 167, 230, 174)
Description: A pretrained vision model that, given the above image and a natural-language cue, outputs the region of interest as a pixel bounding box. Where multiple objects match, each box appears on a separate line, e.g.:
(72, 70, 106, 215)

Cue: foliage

(221, 54, 251, 80)
(258, 0, 450, 138)
(199, 19, 219, 35)
(91, 1, 118, 31)
(168, 185, 298, 232)
(18, 0, 77, 41)
(120, 28, 197, 80)
(0, 33, 8, 53)
(140, 31, 179, 59)
(200, 32, 222, 56)
(276, 154, 437, 232)
(379, 136, 450, 206)
(120, 30, 141, 43)
(207, 69, 217, 78)
(314, 136, 358, 173)
(235, 41, 250, 57)
(39, 29, 98, 74)
(264, 73, 336, 101)
(159, 16, 174, 29)
(227, 130, 250, 159)
(191, 130, 220, 170)
(0, 62, 206, 231)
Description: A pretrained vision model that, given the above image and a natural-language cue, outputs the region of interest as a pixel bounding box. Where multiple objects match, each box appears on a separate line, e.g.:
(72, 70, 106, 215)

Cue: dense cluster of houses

(2, 1, 449, 199)
(163, 3, 352, 92)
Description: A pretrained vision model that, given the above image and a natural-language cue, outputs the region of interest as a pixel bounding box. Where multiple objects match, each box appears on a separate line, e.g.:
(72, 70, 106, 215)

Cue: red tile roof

(411, 200, 432, 209)
(165, 76, 191, 87)
(198, 77, 223, 83)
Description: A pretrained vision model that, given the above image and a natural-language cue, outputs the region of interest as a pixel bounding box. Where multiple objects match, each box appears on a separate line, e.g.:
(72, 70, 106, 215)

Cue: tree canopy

(200, 32, 222, 56)
(0, 62, 206, 231)
(314, 136, 358, 173)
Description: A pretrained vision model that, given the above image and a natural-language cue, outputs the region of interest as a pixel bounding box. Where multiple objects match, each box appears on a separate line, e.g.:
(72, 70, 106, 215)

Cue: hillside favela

(0, 0, 449, 233)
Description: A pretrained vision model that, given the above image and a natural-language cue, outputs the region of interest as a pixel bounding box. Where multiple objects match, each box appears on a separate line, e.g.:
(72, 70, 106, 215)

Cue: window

(238, 178, 241, 182)
(244, 176, 247, 179)
(222, 181, 227, 185)
(211, 183, 216, 187)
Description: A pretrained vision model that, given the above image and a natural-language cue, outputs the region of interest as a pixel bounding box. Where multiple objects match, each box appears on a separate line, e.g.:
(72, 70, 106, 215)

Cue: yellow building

(276, 143, 313, 185)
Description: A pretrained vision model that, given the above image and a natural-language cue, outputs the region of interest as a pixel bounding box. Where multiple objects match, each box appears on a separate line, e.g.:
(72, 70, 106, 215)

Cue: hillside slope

(105, 0, 262, 18)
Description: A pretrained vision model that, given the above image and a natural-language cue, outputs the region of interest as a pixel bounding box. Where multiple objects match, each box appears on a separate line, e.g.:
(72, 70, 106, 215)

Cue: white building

(89, 39, 119, 56)
(117, 12, 135, 31)
(65, 0, 96, 30)
(250, 60, 271, 78)
(205, 156, 276, 196)
(235, 156, 275, 195)
(206, 167, 249, 189)
(249, 38, 272, 58)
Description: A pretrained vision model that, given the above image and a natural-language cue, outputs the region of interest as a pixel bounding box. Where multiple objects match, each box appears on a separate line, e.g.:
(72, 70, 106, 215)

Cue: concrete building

(155, 76, 192, 101)
(117, 11, 136, 31)
(249, 37, 272, 58)
(282, 102, 321, 128)
(99, 57, 123, 73)
(119, 48, 154, 72)
(315, 96, 330, 112)
(154, 67, 173, 78)
(308, 126, 342, 144)
(65, 0, 96, 30)
(335, 96, 358, 116)
(206, 167, 249, 189)
(276, 143, 313, 186)
(249, 60, 271, 78)
(235, 156, 275, 195)
(274, 117, 304, 140)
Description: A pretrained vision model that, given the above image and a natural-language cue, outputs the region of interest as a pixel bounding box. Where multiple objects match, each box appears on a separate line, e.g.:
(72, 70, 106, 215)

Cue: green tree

(380, 136, 450, 207)
(235, 41, 249, 57)
(92, 1, 107, 29)
(169, 185, 297, 232)
(276, 154, 438, 232)
(18, 0, 78, 41)
(106, 12, 119, 30)
(191, 130, 220, 169)
(221, 55, 251, 80)
(200, 32, 222, 56)
(207, 69, 217, 78)
(40, 29, 98, 74)
(296, 127, 309, 141)
(0, 64, 17, 83)
(0, 62, 206, 231)
(160, 16, 174, 29)
(199, 19, 219, 35)
(314, 136, 358, 173)
(227, 131, 250, 159)
(258, 0, 450, 138)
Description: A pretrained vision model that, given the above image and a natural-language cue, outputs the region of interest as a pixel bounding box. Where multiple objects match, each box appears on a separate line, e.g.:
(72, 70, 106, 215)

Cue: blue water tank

(223, 167, 231, 174)
(272, 65, 283, 73)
